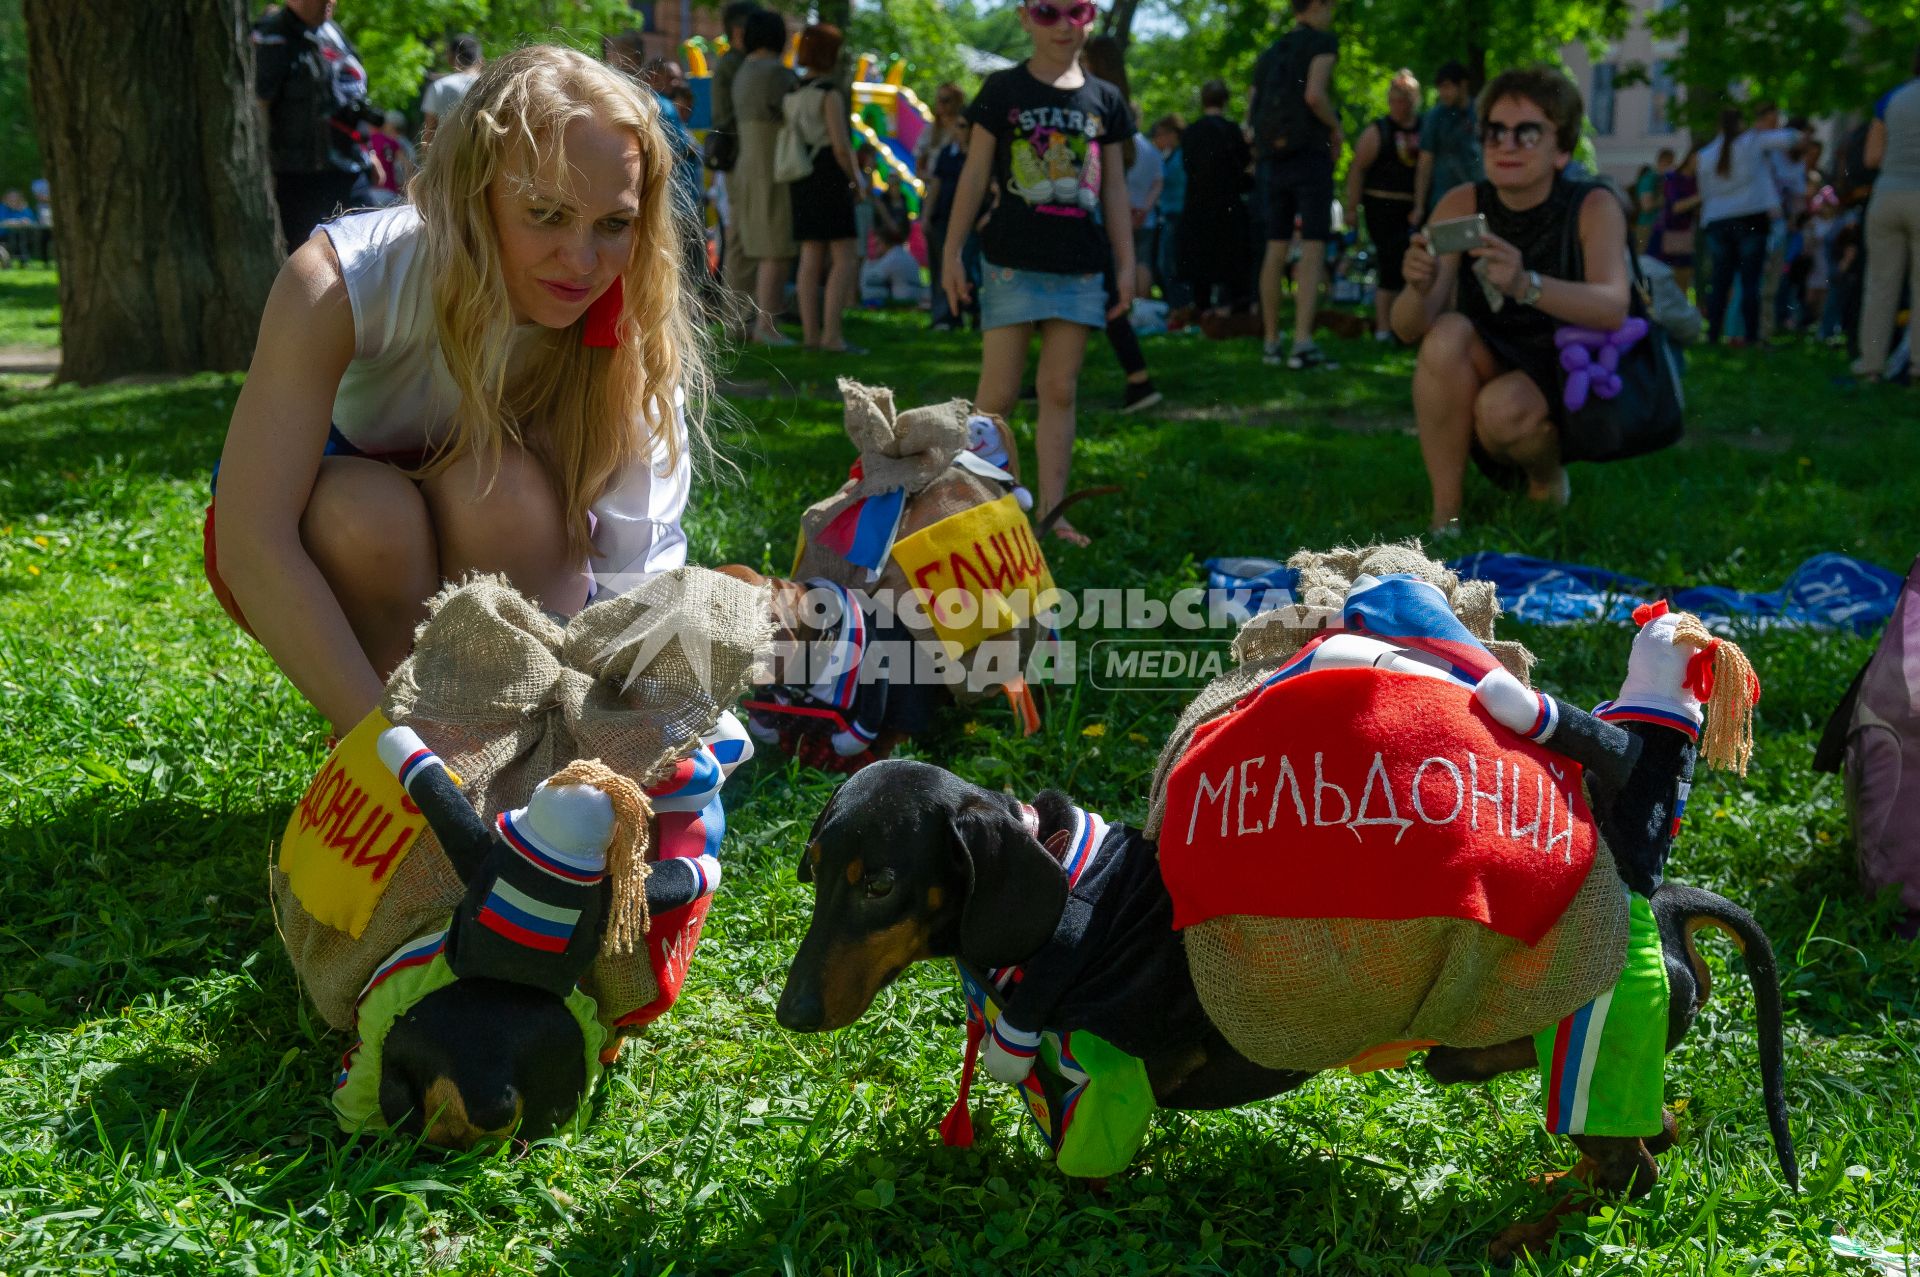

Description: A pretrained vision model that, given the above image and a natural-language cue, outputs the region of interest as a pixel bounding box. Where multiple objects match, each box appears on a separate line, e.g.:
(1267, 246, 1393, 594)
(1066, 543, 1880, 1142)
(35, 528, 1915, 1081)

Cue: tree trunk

(24, 0, 282, 384)
(1104, 0, 1142, 47)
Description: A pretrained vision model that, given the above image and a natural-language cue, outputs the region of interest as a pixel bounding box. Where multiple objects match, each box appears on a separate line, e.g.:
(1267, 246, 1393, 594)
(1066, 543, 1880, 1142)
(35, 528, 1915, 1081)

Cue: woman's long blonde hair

(411, 45, 713, 559)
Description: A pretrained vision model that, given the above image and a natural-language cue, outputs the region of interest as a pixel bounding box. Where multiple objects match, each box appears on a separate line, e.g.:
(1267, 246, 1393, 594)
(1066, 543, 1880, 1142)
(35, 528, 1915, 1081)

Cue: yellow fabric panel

(889, 494, 1054, 656)
(278, 709, 430, 940)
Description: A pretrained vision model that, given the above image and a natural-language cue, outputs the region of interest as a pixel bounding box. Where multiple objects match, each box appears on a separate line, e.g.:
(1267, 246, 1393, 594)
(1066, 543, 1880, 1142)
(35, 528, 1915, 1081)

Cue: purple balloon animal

(1555, 317, 1649, 412)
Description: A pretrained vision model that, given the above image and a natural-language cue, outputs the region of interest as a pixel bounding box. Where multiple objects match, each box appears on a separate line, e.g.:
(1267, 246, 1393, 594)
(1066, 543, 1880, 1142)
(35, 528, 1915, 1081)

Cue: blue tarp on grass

(1204, 552, 1902, 634)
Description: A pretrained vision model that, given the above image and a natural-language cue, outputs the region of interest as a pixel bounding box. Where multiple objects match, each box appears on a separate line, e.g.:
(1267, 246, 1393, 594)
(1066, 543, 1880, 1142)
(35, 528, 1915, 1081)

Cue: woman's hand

(1469, 230, 1528, 299)
(1108, 269, 1135, 321)
(943, 252, 972, 313)
(1403, 230, 1438, 294)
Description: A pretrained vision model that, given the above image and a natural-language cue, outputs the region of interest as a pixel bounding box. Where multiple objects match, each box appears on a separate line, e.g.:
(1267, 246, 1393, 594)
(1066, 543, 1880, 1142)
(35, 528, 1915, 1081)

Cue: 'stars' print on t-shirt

(1006, 103, 1107, 218)
(966, 66, 1131, 276)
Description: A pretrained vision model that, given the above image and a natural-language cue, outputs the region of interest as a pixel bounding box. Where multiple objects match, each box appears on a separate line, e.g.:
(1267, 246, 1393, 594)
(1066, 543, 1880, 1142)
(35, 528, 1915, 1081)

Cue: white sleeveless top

(318, 204, 689, 595)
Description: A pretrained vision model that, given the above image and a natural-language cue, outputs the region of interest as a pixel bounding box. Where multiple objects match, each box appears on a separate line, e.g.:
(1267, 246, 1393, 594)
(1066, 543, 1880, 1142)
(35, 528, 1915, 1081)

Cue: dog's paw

(1523, 1157, 1596, 1191)
(1488, 1206, 1578, 1263)
(598, 1033, 631, 1067)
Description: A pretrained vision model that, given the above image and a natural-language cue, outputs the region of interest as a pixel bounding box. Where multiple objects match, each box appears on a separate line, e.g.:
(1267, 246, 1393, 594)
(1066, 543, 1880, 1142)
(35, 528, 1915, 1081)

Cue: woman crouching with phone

(1391, 65, 1630, 536)
(210, 46, 713, 737)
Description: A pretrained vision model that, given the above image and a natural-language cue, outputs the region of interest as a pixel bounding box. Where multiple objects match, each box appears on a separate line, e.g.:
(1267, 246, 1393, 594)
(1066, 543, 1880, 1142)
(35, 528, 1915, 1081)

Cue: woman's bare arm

(1390, 181, 1472, 342)
(215, 236, 387, 733)
(1865, 118, 1887, 171)
(1345, 124, 1380, 228)
(1542, 187, 1632, 330)
(823, 88, 858, 182)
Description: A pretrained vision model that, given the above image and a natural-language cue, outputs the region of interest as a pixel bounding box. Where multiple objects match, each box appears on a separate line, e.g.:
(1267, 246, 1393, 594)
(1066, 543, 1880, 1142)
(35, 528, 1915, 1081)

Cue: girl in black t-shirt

(940, 1, 1134, 546)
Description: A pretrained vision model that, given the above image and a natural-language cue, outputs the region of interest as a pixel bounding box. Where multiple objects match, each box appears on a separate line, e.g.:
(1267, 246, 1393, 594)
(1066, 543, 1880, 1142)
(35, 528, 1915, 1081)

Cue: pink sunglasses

(1026, 1, 1097, 27)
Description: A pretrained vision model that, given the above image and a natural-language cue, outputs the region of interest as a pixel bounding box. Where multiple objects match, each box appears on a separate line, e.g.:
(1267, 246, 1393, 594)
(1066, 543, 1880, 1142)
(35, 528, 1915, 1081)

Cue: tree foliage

(1127, 0, 1633, 135)
(846, 0, 1025, 99)
(324, 0, 634, 111)
(1647, 0, 1916, 131)
(0, 0, 40, 188)
(847, 0, 971, 95)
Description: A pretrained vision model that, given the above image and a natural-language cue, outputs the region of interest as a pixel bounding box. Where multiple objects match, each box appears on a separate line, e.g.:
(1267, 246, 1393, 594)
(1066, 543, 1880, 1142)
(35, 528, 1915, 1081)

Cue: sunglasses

(1026, 1, 1098, 27)
(1481, 121, 1548, 151)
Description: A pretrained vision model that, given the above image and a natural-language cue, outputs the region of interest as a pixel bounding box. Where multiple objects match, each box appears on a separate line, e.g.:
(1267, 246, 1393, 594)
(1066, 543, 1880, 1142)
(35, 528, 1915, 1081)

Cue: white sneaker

(1262, 338, 1287, 365)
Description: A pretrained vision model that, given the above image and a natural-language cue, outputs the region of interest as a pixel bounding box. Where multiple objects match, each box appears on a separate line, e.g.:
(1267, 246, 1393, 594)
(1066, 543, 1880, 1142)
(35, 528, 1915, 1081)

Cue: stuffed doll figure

(964, 414, 1033, 513)
(339, 725, 724, 1144)
(1473, 601, 1759, 896)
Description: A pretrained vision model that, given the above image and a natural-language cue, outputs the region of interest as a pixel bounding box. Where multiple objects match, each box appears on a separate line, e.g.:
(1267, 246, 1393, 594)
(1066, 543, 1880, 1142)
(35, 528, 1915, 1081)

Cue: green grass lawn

(1, 303, 1917, 1275)
(0, 266, 60, 350)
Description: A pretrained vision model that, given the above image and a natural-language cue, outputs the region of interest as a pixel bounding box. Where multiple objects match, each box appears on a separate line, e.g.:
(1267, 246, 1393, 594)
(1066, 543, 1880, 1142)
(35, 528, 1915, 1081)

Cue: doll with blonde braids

(1473, 600, 1760, 896)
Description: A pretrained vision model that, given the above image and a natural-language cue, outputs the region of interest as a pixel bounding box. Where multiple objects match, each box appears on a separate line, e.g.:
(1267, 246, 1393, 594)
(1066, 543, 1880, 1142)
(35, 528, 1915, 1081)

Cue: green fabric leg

(1533, 893, 1670, 1137)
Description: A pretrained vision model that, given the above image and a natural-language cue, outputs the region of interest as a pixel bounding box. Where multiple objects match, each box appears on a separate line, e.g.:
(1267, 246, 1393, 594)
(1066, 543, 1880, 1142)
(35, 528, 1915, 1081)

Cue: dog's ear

(797, 780, 847, 884)
(950, 797, 1067, 969)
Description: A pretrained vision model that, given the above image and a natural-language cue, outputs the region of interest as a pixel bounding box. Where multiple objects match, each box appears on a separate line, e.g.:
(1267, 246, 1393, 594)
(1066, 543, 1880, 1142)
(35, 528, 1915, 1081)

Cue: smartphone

(1425, 213, 1489, 256)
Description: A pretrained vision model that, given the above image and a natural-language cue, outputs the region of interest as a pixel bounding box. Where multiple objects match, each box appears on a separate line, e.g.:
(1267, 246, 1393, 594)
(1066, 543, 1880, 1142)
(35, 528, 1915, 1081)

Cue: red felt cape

(1159, 668, 1595, 946)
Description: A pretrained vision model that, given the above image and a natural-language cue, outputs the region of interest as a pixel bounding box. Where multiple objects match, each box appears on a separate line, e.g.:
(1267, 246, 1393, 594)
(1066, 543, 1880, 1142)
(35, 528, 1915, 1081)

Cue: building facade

(1559, 0, 1688, 183)
(618, 0, 725, 65)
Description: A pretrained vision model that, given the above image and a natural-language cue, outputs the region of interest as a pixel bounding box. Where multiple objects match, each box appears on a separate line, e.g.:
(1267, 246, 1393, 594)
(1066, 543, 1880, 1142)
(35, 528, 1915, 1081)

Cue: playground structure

(680, 41, 930, 209)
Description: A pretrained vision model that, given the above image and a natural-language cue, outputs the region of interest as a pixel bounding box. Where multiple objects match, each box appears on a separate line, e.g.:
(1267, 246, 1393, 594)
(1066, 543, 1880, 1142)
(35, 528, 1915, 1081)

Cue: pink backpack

(1817, 555, 1920, 937)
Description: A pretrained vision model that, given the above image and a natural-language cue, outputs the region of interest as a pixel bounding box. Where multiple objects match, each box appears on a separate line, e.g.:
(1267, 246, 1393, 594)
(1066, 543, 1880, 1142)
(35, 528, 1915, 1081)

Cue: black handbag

(703, 128, 740, 174)
(1553, 182, 1686, 463)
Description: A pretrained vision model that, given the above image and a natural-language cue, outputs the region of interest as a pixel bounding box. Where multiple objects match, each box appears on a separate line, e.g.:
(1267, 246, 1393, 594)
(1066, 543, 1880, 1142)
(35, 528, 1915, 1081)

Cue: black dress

(790, 79, 858, 243)
(1460, 176, 1591, 442)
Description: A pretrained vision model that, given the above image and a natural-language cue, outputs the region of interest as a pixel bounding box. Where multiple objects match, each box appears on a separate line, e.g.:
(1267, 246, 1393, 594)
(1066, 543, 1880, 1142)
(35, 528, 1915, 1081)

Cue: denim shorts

(979, 264, 1107, 331)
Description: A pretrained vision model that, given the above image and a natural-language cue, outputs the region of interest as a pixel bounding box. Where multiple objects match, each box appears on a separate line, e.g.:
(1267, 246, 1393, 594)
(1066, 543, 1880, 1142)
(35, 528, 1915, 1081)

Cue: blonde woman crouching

(211, 46, 714, 737)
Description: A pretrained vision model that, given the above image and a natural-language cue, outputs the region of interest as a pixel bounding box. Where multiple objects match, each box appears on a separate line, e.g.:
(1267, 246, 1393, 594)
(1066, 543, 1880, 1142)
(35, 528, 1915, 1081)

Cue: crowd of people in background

(0, 179, 53, 266)
(4, 0, 1912, 539)
(214, 0, 1920, 546)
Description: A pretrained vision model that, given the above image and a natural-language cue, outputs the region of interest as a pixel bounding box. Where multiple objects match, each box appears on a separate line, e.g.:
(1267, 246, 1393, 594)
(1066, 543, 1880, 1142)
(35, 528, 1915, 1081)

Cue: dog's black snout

(776, 980, 824, 1032)
(464, 1082, 523, 1135)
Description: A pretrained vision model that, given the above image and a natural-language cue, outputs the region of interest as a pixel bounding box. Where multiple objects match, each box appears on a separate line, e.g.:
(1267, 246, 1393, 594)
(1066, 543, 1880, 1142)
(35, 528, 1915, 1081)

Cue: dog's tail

(1651, 883, 1799, 1191)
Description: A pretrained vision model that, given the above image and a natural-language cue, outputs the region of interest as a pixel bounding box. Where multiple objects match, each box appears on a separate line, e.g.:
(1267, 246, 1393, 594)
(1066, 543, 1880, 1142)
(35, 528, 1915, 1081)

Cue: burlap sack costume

(274, 567, 771, 1032)
(792, 378, 1053, 707)
(1145, 543, 1631, 1074)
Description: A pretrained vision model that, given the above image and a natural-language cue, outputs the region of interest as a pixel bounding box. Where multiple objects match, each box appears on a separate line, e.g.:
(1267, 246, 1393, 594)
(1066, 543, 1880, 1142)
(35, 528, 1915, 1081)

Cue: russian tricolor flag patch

(475, 878, 582, 954)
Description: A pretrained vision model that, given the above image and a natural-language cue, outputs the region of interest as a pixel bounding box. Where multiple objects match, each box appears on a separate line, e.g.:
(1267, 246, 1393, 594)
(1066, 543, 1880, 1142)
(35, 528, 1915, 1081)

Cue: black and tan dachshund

(775, 759, 1799, 1256)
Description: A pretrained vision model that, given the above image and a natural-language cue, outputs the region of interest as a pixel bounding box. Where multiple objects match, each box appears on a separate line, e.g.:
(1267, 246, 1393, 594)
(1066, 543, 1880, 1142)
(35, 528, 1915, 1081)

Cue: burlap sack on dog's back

(1143, 543, 1627, 1073)
(793, 379, 1049, 705)
(1178, 847, 1630, 1072)
(274, 568, 771, 1030)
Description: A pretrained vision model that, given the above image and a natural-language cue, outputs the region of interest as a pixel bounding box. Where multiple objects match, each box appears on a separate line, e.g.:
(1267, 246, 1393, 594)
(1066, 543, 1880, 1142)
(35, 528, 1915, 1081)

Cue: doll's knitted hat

(498, 783, 616, 885)
(449, 781, 617, 998)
